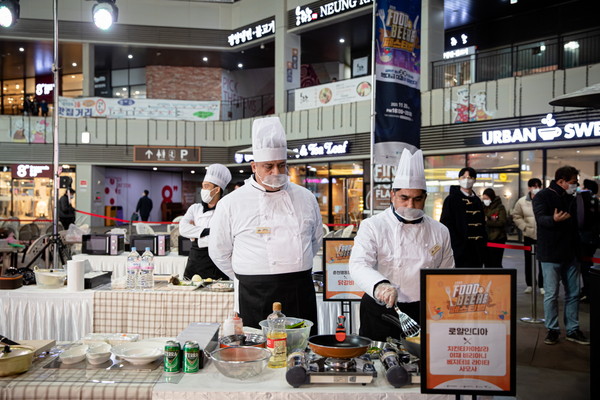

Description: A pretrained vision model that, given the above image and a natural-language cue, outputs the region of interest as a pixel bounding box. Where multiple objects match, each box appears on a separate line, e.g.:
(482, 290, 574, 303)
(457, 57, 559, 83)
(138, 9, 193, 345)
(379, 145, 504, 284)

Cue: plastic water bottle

(266, 302, 287, 368)
(126, 247, 141, 290)
(139, 247, 155, 290)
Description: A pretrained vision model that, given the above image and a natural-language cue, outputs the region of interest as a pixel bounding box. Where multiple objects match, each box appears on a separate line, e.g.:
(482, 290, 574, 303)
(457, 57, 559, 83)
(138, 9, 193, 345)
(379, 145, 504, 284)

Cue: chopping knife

(0, 335, 20, 346)
(335, 315, 346, 342)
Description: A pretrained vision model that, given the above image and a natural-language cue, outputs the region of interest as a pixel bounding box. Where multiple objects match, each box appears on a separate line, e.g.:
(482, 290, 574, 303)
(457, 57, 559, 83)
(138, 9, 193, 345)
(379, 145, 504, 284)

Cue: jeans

(540, 260, 580, 333)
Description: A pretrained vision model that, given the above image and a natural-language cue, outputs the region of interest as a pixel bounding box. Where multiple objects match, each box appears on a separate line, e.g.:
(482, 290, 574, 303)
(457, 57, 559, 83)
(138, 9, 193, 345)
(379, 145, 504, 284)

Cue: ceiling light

(18, 47, 24, 52)
(0, 0, 20, 28)
(72, 62, 77, 67)
(239, 170, 244, 173)
(237, 63, 243, 69)
(122, 87, 127, 91)
(202, 56, 208, 62)
(190, 170, 195, 174)
(71, 75, 75, 78)
(260, 44, 265, 49)
(128, 54, 133, 59)
(93, 0, 118, 31)
(153, 167, 157, 171)
(339, 38, 345, 43)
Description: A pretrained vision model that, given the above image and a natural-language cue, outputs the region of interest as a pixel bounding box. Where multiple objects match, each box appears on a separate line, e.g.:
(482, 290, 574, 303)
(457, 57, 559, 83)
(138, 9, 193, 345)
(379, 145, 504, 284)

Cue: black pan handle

(381, 313, 402, 329)
(0, 335, 20, 346)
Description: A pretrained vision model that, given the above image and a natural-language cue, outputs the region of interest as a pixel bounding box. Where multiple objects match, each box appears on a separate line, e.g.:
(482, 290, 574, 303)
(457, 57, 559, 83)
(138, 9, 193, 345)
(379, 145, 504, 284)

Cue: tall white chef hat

(204, 163, 232, 190)
(252, 117, 288, 162)
(392, 148, 427, 190)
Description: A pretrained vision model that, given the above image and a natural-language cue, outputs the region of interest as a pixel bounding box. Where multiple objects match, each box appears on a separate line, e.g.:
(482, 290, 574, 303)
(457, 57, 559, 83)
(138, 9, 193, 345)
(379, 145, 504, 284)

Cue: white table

(0, 286, 94, 341)
(152, 362, 449, 400)
(72, 252, 188, 279)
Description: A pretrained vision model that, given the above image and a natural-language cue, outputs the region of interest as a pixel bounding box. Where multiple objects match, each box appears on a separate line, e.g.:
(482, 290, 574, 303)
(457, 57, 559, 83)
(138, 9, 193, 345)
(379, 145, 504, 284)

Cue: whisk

(394, 305, 421, 338)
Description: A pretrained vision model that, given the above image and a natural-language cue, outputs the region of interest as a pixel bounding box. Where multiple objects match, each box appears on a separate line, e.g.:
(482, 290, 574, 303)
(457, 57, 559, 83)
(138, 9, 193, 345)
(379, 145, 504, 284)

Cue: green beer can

(164, 340, 181, 374)
(183, 341, 200, 373)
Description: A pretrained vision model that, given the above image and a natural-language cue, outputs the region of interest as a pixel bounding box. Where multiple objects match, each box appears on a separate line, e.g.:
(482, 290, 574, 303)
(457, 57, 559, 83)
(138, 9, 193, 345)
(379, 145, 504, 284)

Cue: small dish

(86, 344, 112, 365)
(112, 343, 163, 365)
(205, 281, 234, 292)
(60, 345, 88, 364)
(107, 333, 139, 345)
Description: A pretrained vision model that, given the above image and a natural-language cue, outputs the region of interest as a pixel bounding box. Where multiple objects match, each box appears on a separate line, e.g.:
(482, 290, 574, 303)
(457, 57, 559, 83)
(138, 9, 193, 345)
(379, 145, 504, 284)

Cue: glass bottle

(266, 302, 287, 368)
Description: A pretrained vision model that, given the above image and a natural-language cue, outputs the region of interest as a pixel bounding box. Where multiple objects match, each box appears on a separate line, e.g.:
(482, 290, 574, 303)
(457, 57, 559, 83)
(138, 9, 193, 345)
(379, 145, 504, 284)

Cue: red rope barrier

(582, 256, 600, 263)
(486, 242, 532, 251)
(75, 210, 176, 225)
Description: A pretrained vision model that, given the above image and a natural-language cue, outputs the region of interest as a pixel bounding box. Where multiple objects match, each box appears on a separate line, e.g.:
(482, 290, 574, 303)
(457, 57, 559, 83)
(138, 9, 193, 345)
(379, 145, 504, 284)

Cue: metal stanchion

(521, 244, 545, 324)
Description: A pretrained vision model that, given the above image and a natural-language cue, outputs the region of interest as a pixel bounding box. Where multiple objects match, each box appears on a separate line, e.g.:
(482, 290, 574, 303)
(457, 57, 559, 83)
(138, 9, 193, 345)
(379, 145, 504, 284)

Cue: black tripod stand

(22, 233, 71, 270)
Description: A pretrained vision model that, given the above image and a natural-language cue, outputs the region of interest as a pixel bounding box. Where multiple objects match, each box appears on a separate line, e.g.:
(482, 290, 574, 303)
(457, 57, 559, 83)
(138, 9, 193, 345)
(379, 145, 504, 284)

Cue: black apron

(183, 241, 229, 281)
(236, 270, 318, 336)
(359, 294, 420, 342)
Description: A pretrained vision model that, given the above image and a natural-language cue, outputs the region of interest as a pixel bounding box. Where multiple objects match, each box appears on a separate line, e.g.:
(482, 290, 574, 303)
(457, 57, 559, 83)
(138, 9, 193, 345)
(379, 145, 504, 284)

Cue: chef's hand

(374, 283, 398, 308)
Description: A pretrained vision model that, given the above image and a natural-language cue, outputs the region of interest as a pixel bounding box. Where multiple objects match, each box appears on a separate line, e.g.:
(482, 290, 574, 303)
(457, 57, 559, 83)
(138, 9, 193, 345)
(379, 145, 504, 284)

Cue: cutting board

(18, 340, 56, 356)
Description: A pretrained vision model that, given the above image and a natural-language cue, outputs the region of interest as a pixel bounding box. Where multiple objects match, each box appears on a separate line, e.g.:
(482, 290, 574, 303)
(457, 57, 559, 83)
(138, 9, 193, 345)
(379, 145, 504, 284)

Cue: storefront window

(329, 162, 364, 227)
(424, 154, 466, 220)
(305, 164, 328, 223)
(62, 74, 83, 97)
(547, 147, 599, 184)
(520, 150, 543, 195)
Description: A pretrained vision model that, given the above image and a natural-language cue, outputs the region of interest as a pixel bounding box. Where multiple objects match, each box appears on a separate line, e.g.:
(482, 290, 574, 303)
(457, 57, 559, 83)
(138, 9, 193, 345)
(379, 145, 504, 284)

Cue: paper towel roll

(67, 259, 85, 292)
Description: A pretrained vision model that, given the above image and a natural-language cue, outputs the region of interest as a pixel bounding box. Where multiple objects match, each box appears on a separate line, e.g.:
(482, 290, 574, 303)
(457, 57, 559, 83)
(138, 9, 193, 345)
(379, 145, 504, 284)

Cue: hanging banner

(294, 77, 372, 111)
(374, 0, 421, 166)
(421, 269, 516, 397)
(57, 97, 220, 121)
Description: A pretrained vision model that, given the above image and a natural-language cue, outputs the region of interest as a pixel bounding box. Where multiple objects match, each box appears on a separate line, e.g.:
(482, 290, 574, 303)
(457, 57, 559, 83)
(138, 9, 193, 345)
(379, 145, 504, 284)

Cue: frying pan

(308, 335, 371, 358)
(381, 314, 421, 358)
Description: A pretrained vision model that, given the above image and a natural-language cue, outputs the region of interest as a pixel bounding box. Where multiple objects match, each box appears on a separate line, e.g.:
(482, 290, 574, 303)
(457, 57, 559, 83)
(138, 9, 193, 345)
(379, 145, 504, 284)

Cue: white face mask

(395, 207, 425, 221)
(201, 188, 217, 203)
(256, 172, 288, 190)
(565, 183, 578, 195)
(531, 188, 541, 195)
(459, 178, 475, 189)
(483, 199, 491, 206)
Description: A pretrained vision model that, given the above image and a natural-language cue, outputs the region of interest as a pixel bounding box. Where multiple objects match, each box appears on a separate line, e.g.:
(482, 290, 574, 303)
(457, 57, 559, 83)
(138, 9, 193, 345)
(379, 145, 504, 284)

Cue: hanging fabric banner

(374, 0, 421, 166)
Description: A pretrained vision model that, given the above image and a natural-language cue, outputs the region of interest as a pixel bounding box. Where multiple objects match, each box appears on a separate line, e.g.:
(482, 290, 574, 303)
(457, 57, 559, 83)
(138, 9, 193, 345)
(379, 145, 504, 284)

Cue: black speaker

(59, 176, 73, 188)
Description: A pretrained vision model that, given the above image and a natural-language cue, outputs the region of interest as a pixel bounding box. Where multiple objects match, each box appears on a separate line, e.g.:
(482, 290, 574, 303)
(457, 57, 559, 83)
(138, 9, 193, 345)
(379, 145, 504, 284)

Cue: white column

(274, 1, 301, 113)
(421, 0, 445, 92)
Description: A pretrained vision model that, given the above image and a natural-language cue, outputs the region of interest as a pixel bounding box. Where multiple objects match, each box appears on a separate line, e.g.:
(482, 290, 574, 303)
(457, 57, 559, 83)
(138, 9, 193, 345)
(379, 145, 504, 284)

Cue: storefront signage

(481, 113, 600, 146)
(133, 146, 201, 164)
(11, 164, 53, 179)
(228, 18, 275, 47)
(323, 238, 364, 301)
(421, 269, 516, 396)
(443, 46, 476, 59)
(291, 141, 350, 157)
(36, 83, 55, 96)
(292, 0, 372, 27)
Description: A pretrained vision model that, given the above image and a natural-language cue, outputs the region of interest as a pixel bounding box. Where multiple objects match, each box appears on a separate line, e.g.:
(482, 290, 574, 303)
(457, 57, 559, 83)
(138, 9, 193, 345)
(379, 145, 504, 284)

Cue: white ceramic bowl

(112, 343, 163, 365)
(86, 343, 112, 365)
(59, 345, 88, 364)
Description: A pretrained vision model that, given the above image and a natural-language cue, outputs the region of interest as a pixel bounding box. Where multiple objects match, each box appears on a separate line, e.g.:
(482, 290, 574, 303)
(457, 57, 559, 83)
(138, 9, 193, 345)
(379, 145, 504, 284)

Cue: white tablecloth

(72, 252, 188, 279)
(0, 286, 93, 341)
(152, 362, 449, 400)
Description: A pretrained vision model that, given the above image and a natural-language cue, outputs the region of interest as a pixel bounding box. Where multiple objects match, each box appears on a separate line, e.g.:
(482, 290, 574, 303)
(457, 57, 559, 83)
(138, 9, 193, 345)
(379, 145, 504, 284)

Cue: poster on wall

(7, 118, 51, 143)
(323, 238, 364, 301)
(294, 76, 372, 111)
(374, 0, 421, 166)
(421, 269, 516, 396)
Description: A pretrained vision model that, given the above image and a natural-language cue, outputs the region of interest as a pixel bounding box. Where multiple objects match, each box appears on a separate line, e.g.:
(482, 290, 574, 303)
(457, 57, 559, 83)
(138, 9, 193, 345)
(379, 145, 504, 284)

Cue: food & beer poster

(421, 269, 516, 396)
(323, 238, 364, 301)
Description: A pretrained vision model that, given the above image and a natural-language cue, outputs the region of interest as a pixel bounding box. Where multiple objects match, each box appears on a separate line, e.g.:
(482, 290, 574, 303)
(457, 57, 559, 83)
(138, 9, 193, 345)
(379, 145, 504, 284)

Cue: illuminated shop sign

(36, 83, 54, 96)
(11, 164, 53, 179)
(443, 46, 476, 59)
(481, 113, 600, 145)
(234, 140, 351, 163)
(293, 0, 372, 27)
(228, 19, 275, 47)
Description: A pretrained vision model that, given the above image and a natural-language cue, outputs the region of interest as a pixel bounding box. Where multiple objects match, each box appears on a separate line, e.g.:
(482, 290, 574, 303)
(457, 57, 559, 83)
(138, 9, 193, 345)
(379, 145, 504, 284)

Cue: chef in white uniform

(180, 163, 232, 280)
(349, 149, 454, 341)
(209, 117, 322, 334)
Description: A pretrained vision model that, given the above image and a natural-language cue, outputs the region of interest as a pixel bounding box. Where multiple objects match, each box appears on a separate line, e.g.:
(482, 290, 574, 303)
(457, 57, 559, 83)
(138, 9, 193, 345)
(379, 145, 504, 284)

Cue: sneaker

(566, 330, 590, 345)
(544, 330, 560, 345)
(539, 288, 545, 295)
(524, 286, 532, 294)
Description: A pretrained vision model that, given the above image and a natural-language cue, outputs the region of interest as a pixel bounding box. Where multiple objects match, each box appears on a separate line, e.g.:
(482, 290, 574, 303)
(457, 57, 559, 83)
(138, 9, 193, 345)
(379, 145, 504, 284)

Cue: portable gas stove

(286, 353, 377, 387)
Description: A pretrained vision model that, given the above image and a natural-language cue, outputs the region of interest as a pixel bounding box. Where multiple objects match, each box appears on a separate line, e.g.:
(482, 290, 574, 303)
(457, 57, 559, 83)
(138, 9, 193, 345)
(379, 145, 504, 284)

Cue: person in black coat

(576, 179, 600, 302)
(58, 188, 76, 229)
(135, 190, 153, 221)
(440, 167, 487, 268)
(533, 165, 588, 345)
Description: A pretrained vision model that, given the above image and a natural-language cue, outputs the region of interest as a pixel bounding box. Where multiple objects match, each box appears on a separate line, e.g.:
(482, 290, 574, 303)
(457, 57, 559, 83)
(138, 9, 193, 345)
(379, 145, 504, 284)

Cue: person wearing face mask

(180, 163, 232, 281)
(512, 178, 544, 294)
(575, 179, 600, 303)
(440, 167, 487, 268)
(482, 188, 507, 268)
(209, 117, 322, 335)
(349, 149, 454, 341)
(533, 165, 589, 345)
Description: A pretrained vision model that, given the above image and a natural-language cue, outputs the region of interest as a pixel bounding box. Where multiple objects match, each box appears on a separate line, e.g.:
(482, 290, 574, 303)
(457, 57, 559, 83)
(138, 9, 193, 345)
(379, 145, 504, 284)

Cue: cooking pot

(0, 345, 35, 377)
(307, 334, 371, 358)
(381, 313, 421, 358)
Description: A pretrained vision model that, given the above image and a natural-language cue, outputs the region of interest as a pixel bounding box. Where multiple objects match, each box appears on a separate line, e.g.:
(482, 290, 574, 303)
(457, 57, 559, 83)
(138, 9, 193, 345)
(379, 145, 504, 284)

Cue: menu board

(322, 238, 364, 301)
(421, 269, 516, 397)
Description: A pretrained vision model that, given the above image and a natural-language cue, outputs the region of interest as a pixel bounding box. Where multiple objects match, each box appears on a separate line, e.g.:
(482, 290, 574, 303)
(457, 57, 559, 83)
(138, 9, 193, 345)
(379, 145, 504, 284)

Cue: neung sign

(292, 0, 372, 27)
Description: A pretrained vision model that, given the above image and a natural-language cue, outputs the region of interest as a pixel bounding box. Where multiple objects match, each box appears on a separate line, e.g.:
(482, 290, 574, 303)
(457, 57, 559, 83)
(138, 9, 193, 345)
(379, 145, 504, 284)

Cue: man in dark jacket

(58, 188, 76, 229)
(576, 179, 600, 303)
(440, 167, 487, 268)
(533, 165, 589, 346)
(135, 190, 153, 221)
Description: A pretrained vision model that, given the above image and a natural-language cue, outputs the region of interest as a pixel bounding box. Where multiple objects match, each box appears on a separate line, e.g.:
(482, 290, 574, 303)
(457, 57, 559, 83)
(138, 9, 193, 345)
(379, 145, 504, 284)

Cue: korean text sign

(323, 238, 364, 301)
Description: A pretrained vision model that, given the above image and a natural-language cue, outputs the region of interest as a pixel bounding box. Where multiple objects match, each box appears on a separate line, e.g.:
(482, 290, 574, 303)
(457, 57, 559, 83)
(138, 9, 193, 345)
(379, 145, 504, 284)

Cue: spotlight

(0, 0, 19, 28)
(93, 0, 118, 30)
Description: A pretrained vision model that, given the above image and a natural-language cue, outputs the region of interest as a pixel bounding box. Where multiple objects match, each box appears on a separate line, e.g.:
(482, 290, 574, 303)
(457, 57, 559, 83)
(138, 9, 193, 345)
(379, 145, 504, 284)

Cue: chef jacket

(179, 203, 214, 248)
(209, 176, 322, 279)
(349, 207, 455, 303)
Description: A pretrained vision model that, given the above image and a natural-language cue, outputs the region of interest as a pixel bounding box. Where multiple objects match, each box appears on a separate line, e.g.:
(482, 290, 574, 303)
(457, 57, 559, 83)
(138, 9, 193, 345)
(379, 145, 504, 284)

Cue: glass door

(331, 176, 364, 226)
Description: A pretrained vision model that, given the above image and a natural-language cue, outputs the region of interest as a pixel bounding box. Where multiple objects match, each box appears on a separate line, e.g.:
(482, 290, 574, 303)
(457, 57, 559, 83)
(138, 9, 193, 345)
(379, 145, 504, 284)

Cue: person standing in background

(440, 167, 487, 268)
(482, 188, 507, 268)
(575, 179, 600, 303)
(135, 190, 153, 221)
(40, 99, 49, 117)
(533, 165, 588, 345)
(58, 188, 76, 229)
(512, 178, 544, 294)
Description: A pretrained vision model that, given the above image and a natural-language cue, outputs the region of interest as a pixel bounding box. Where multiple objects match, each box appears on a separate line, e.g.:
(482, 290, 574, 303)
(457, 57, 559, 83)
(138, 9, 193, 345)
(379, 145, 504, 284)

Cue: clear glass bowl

(209, 346, 271, 380)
